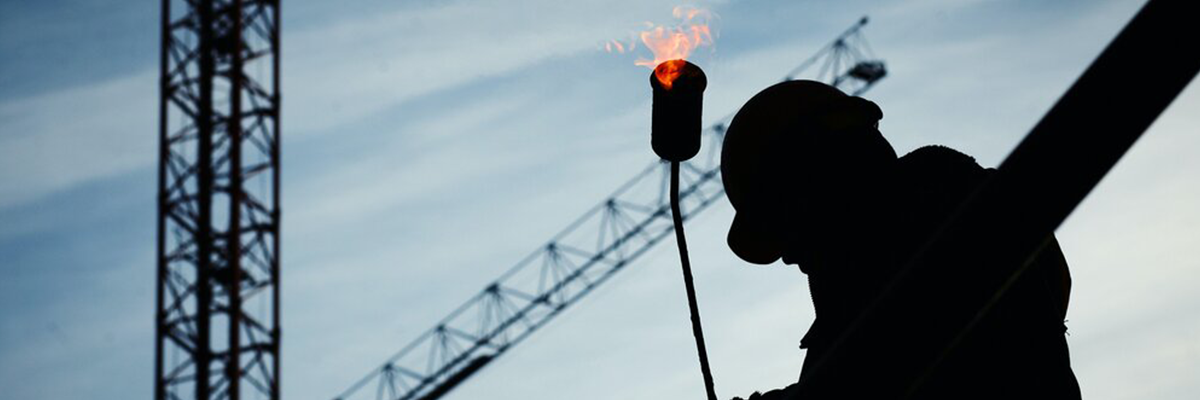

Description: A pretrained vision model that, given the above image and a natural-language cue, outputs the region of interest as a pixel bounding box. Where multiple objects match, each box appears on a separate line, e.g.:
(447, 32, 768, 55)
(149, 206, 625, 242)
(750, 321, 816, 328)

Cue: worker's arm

(1031, 235, 1072, 323)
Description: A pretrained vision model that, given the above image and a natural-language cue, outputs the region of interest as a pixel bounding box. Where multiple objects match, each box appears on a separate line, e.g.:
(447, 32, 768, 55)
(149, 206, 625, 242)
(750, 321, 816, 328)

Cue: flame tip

(607, 6, 717, 88)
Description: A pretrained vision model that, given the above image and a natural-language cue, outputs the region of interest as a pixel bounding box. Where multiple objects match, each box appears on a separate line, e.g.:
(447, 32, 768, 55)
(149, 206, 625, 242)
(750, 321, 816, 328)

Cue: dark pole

(226, 0, 245, 398)
(270, 1, 284, 398)
(794, 0, 1199, 397)
(194, 0, 216, 398)
(670, 162, 719, 400)
(153, 0, 170, 397)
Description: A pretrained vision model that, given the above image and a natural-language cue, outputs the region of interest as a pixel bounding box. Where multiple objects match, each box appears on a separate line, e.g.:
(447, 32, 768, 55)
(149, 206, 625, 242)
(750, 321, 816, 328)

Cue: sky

(1, 0, 1198, 399)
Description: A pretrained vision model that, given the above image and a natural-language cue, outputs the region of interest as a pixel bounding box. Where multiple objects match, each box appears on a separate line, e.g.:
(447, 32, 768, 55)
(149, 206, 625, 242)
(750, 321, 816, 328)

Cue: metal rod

(193, 1, 216, 398)
(153, 0, 170, 397)
(227, 0, 245, 398)
(671, 161, 718, 400)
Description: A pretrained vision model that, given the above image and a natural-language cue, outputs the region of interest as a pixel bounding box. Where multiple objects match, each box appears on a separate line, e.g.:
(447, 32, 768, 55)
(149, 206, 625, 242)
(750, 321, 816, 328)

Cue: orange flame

(606, 6, 716, 90)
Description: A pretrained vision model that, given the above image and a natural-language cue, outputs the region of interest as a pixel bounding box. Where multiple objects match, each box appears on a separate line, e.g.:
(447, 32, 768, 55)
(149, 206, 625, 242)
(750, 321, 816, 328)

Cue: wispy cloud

(283, 0, 697, 137)
(0, 71, 155, 209)
(0, 0, 694, 210)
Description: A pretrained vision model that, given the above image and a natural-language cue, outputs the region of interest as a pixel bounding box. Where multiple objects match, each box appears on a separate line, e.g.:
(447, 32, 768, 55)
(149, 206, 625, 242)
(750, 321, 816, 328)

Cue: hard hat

(721, 80, 892, 265)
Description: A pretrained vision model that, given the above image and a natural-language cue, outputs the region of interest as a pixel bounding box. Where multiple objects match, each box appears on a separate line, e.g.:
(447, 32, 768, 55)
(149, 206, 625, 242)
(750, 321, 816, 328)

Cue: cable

(670, 161, 718, 400)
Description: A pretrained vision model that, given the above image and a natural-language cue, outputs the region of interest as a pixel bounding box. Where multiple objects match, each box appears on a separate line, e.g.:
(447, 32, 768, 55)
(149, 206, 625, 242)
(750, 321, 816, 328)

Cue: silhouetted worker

(722, 81, 1081, 399)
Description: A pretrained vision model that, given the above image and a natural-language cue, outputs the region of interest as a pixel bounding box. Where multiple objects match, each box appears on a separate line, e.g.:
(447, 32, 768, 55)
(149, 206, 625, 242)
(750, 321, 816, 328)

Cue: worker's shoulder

(899, 145, 983, 172)
(897, 145, 989, 187)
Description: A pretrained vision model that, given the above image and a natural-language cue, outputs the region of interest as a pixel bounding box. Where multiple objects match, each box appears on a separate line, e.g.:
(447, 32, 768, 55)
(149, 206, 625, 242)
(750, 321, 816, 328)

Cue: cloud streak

(0, 71, 156, 209)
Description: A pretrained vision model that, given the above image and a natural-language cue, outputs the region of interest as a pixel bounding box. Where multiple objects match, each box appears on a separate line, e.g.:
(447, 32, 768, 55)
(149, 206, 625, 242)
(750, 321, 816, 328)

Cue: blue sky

(2, 0, 1198, 399)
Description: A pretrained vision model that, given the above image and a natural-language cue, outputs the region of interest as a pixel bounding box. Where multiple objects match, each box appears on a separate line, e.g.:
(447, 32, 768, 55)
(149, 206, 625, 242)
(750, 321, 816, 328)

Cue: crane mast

(155, 0, 282, 399)
(333, 17, 884, 400)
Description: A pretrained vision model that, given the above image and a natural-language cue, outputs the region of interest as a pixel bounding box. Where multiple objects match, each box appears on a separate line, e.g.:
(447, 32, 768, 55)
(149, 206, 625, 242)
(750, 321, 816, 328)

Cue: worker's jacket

(793, 145, 1082, 400)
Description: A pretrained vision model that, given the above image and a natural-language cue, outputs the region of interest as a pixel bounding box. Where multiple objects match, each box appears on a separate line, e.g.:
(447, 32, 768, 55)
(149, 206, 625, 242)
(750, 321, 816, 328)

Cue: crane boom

(333, 16, 884, 400)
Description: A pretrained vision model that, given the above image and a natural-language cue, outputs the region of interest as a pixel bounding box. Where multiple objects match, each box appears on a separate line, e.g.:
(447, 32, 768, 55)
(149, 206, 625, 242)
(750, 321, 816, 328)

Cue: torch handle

(670, 161, 719, 400)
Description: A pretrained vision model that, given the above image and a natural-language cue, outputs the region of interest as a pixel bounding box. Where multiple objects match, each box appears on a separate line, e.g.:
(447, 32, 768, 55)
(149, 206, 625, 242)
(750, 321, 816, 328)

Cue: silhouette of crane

(155, 0, 281, 399)
(332, 17, 885, 400)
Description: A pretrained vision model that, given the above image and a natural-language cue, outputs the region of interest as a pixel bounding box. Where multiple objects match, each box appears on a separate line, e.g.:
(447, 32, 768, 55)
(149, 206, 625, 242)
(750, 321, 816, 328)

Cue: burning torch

(650, 59, 718, 400)
(609, 7, 719, 398)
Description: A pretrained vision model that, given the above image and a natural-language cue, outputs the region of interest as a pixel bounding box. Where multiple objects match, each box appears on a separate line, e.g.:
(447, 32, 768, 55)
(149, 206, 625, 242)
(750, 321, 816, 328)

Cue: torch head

(651, 60, 707, 162)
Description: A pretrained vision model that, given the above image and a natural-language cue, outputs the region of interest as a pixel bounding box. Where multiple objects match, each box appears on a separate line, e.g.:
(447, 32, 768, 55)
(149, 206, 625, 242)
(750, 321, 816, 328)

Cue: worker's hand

(731, 382, 799, 400)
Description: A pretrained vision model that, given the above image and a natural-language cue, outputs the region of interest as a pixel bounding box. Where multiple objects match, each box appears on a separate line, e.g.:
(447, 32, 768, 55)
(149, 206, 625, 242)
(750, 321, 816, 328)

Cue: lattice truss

(334, 17, 884, 400)
(156, 0, 281, 399)
(784, 17, 886, 96)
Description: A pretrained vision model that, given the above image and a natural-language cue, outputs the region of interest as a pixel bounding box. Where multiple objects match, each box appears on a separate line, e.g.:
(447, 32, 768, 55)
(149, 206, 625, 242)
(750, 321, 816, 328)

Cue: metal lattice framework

(785, 17, 884, 96)
(333, 17, 884, 400)
(155, 0, 281, 399)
